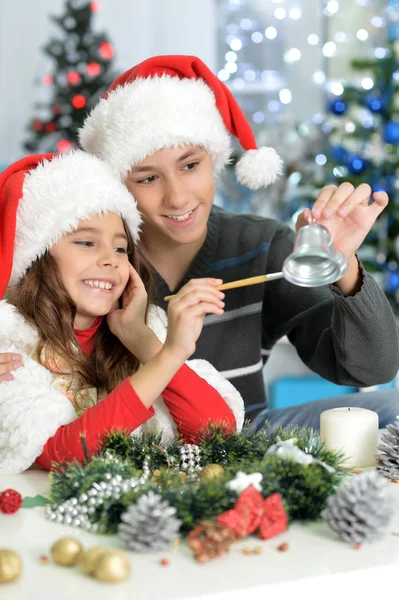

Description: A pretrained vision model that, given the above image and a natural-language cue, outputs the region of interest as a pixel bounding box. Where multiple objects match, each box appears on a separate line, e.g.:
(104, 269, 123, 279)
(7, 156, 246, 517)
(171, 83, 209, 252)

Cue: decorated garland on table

(42, 424, 394, 562)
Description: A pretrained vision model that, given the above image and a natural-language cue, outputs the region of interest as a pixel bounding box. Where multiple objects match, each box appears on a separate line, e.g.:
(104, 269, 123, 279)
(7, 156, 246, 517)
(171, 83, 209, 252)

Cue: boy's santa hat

(79, 54, 283, 189)
(0, 150, 142, 299)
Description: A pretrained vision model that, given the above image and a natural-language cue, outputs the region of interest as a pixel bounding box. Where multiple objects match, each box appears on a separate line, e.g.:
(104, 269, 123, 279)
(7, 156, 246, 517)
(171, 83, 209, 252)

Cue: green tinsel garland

(48, 424, 345, 535)
(101, 422, 343, 470)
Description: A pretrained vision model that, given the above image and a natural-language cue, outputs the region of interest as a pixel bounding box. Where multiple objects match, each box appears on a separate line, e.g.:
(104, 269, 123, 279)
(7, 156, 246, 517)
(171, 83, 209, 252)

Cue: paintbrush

(164, 271, 284, 301)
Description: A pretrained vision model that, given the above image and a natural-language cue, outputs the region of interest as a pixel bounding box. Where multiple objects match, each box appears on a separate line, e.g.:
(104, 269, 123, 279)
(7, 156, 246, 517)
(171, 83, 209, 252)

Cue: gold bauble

(0, 549, 22, 583)
(50, 537, 83, 566)
(78, 546, 109, 576)
(94, 550, 130, 583)
(199, 464, 225, 483)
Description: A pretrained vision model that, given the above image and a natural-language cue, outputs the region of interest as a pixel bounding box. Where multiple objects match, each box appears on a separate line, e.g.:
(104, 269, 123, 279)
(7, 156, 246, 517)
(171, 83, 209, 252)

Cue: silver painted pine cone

(377, 419, 399, 480)
(118, 492, 181, 552)
(322, 471, 393, 544)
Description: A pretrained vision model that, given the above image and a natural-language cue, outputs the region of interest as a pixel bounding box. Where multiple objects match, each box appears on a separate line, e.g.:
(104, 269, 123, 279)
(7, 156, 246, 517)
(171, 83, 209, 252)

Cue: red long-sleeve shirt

(35, 320, 236, 470)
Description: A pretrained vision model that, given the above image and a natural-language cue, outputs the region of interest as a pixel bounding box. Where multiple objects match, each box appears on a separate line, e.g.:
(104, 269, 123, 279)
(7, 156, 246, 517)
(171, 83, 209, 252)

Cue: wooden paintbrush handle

(164, 272, 283, 301)
(217, 274, 268, 291)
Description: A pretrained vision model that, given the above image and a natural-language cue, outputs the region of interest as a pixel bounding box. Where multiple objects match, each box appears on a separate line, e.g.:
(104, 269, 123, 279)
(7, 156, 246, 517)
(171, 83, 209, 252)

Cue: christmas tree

(320, 8, 399, 313)
(24, 0, 116, 154)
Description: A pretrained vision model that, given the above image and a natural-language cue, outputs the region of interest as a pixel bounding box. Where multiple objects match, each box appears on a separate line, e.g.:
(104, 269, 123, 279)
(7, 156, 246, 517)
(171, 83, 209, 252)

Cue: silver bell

(282, 221, 348, 287)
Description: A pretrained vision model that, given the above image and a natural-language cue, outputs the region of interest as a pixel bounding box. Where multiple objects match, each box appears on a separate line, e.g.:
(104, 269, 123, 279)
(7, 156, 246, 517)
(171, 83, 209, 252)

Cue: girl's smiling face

(50, 212, 130, 329)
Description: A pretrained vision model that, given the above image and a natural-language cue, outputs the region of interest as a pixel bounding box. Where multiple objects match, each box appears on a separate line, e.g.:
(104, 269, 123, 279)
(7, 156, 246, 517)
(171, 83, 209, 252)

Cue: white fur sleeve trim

(146, 304, 168, 344)
(187, 359, 245, 432)
(131, 397, 178, 445)
(0, 356, 77, 474)
(0, 300, 38, 349)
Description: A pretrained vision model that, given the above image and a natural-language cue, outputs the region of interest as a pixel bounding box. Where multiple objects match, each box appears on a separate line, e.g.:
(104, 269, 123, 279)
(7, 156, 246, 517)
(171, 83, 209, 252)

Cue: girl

(0, 151, 244, 475)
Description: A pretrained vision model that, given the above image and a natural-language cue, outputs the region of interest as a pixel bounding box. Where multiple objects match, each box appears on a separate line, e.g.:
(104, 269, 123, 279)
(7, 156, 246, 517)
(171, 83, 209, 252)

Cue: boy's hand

(0, 353, 23, 382)
(296, 183, 388, 259)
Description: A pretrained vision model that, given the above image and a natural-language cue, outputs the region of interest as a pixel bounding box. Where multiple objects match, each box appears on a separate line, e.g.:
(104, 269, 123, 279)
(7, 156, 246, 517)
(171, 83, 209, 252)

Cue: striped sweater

(154, 206, 399, 419)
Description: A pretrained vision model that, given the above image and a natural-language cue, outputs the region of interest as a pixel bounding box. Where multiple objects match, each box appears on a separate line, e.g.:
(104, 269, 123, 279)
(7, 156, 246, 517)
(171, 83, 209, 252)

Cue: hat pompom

(236, 147, 284, 190)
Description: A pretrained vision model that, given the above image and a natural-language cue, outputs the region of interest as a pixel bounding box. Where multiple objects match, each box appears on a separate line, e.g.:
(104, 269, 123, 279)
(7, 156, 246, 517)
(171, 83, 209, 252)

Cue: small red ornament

(32, 119, 44, 132)
(72, 95, 86, 109)
(87, 62, 101, 76)
(67, 71, 81, 85)
(160, 558, 169, 566)
(45, 122, 57, 133)
(42, 75, 54, 86)
(99, 41, 114, 60)
(0, 489, 22, 514)
(57, 139, 72, 153)
(90, 1, 100, 11)
(52, 104, 62, 115)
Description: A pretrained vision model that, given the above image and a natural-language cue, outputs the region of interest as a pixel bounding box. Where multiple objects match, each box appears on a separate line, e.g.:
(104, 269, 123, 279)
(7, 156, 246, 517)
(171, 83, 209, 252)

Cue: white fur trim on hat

(11, 150, 142, 284)
(236, 147, 284, 190)
(79, 75, 232, 180)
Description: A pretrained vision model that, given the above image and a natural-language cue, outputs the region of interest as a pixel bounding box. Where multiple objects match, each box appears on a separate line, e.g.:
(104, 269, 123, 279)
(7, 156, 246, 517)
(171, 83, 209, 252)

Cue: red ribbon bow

(216, 485, 288, 540)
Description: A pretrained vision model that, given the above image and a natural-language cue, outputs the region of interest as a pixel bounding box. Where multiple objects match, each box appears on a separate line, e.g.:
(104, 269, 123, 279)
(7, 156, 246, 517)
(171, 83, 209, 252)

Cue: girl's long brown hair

(7, 222, 153, 394)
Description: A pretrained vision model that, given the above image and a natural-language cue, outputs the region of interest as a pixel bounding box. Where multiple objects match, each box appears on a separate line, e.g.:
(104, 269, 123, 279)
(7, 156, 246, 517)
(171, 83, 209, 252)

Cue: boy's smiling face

(125, 145, 215, 250)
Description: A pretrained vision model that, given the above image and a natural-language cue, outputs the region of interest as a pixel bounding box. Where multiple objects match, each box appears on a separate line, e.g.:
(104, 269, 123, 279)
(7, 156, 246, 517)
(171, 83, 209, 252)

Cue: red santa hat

(79, 54, 283, 189)
(0, 150, 142, 299)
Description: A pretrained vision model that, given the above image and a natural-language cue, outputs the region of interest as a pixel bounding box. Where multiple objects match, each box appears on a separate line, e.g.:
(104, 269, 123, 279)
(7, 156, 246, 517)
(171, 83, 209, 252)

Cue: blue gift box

(269, 375, 396, 409)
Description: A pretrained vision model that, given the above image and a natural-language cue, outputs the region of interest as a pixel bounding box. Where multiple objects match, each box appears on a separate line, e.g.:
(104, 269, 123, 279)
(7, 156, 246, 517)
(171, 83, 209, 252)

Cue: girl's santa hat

(0, 150, 142, 299)
(79, 54, 284, 189)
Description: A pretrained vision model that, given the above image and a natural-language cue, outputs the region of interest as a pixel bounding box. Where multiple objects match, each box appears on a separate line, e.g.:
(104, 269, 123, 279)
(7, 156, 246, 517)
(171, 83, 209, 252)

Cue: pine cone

(322, 472, 393, 544)
(118, 492, 181, 552)
(377, 419, 399, 480)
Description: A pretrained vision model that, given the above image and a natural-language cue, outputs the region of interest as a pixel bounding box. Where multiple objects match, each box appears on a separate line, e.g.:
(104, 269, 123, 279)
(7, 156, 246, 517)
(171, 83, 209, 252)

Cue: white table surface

(1, 466, 399, 600)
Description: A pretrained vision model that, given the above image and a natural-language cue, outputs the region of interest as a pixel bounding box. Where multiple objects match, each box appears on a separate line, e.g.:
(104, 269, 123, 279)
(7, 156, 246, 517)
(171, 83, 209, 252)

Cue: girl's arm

(113, 322, 239, 444)
(140, 308, 242, 442)
(36, 346, 189, 470)
(38, 357, 239, 470)
(35, 378, 153, 470)
(0, 341, 188, 473)
(160, 363, 237, 444)
(109, 279, 244, 445)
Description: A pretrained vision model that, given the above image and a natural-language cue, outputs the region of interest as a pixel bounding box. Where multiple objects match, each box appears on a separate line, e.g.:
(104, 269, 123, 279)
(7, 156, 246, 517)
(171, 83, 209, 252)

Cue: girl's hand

(107, 263, 149, 347)
(164, 278, 225, 361)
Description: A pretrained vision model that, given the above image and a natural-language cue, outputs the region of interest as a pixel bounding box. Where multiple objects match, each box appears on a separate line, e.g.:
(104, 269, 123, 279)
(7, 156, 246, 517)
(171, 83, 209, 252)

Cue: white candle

(319, 407, 379, 468)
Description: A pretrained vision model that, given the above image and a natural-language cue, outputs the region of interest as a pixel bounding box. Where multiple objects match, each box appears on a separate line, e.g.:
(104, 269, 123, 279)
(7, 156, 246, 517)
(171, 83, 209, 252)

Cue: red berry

(160, 558, 170, 566)
(0, 489, 22, 514)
